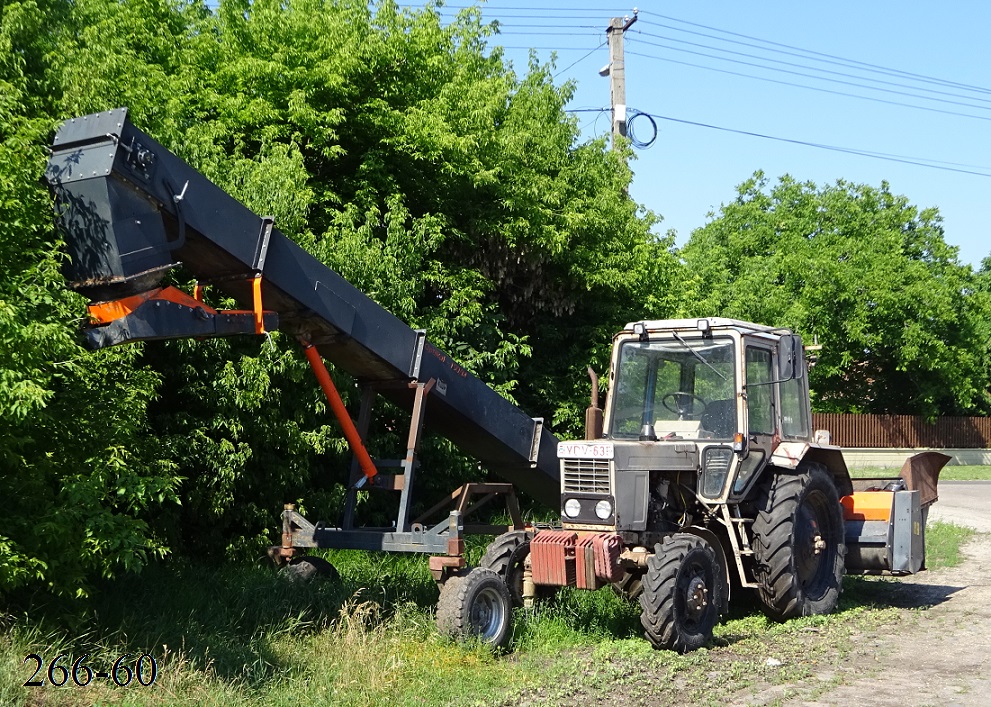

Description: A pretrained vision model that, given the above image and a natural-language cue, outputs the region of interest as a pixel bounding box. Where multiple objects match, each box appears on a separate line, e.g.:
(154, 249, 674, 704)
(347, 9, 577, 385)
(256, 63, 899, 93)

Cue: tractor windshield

(609, 336, 737, 441)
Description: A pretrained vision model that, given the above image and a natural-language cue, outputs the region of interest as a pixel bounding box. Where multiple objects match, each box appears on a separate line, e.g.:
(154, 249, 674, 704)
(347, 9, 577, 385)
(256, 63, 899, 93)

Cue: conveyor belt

(45, 108, 559, 507)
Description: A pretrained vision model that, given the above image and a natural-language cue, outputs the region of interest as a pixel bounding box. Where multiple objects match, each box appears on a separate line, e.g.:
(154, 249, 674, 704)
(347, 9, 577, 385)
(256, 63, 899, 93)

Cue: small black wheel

(284, 555, 339, 582)
(436, 567, 512, 649)
(660, 392, 707, 418)
(639, 534, 724, 652)
(751, 463, 846, 620)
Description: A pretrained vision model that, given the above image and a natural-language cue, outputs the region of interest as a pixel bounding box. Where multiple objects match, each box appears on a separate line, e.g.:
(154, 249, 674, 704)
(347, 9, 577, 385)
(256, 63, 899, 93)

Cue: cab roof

(620, 318, 790, 336)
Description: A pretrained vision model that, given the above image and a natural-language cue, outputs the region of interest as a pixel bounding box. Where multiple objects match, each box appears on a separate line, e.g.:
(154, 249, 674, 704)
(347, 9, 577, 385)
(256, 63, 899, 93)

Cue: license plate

(557, 442, 614, 460)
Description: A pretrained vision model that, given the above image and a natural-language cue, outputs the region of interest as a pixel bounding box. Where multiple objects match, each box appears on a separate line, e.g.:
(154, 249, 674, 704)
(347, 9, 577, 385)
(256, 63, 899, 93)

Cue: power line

(500, 46, 605, 51)
(497, 30, 602, 36)
(633, 29, 991, 108)
(637, 112, 991, 177)
(565, 105, 991, 173)
(405, 3, 991, 99)
(628, 35, 991, 113)
(578, 111, 609, 134)
(553, 39, 608, 78)
(637, 17, 991, 97)
(639, 11, 991, 96)
(626, 49, 991, 124)
(415, 4, 623, 14)
(495, 22, 600, 29)
(405, 4, 991, 103)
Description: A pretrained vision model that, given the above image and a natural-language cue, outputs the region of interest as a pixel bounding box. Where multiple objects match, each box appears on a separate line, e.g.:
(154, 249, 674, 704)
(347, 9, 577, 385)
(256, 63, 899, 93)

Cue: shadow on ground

(842, 574, 964, 610)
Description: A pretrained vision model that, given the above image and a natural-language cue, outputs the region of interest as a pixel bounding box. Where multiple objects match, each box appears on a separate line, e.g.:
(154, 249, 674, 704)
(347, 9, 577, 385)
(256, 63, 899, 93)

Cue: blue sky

(416, 1, 991, 268)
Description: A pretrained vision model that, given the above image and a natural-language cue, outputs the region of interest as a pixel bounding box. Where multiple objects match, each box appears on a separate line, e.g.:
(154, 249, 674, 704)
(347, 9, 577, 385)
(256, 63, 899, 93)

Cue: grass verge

(923, 519, 973, 569)
(849, 465, 991, 480)
(0, 522, 975, 706)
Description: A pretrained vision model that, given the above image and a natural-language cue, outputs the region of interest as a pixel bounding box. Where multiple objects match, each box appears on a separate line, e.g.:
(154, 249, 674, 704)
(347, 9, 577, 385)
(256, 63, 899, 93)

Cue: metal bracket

(281, 506, 465, 555)
(253, 216, 275, 272)
(413, 482, 524, 534)
(529, 417, 544, 464)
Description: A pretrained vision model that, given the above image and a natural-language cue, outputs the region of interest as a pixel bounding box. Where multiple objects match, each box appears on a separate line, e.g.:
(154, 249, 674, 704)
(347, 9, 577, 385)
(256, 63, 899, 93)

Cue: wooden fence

(811, 414, 991, 449)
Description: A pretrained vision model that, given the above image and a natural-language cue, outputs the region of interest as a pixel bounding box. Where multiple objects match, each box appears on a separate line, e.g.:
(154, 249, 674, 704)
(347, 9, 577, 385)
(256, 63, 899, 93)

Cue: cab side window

(780, 375, 809, 438)
(746, 347, 774, 435)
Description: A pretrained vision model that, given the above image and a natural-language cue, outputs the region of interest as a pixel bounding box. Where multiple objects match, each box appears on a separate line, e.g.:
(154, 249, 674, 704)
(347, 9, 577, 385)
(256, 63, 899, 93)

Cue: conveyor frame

(44, 108, 559, 565)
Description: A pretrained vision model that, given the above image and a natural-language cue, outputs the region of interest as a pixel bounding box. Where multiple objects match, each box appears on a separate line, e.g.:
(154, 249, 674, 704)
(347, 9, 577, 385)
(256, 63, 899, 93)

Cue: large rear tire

(436, 567, 513, 649)
(639, 533, 724, 652)
(751, 463, 846, 620)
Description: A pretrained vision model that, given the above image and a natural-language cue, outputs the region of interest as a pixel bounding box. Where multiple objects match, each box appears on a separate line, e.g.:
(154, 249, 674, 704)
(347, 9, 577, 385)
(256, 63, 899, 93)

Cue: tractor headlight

(594, 499, 613, 520)
(701, 447, 734, 498)
(564, 498, 582, 518)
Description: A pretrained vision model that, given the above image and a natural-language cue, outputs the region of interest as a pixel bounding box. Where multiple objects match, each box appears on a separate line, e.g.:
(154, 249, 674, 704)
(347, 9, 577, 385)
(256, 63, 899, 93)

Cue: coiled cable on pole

(627, 108, 658, 149)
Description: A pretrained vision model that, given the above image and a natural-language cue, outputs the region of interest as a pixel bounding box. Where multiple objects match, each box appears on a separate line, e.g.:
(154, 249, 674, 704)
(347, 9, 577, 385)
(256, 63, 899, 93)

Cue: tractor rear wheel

(751, 463, 846, 620)
(436, 567, 512, 649)
(639, 533, 724, 652)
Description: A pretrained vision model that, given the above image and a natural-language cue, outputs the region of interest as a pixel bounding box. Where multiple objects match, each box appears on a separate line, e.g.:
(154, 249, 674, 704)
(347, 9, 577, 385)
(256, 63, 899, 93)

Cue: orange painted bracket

(841, 492, 893, 522)
(88, 288, 162, 325)
(88, 286, 219, 325)
(251, 275, 265, 334)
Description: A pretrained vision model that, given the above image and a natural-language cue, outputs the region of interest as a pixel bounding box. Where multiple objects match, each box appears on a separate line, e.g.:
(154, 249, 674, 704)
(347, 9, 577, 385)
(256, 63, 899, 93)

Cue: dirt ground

(732, 483, 991, 707)
(507, 485, 990, 707)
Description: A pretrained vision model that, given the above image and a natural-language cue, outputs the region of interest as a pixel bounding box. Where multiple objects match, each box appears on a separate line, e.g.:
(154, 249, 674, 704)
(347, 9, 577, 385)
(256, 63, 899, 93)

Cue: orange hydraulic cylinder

(300, 340, 378, 486)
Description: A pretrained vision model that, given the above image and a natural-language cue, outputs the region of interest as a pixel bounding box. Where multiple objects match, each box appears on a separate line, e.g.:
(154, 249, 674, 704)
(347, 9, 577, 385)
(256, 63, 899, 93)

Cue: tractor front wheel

(480, 530, 558, 606)
(639, 533, 724, 652)
(480, 530, 533, 607)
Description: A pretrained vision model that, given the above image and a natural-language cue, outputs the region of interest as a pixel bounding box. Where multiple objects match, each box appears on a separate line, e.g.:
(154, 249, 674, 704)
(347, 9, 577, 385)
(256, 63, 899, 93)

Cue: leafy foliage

(2, 0, 989, 600)
(1, 0, 666, 587)
(1, 0, 182, 595)
(679, 172, 991, 418)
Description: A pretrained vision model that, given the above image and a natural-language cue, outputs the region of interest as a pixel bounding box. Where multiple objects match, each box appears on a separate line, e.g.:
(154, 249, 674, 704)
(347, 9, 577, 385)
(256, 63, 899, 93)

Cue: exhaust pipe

(585, 366, 603, 440)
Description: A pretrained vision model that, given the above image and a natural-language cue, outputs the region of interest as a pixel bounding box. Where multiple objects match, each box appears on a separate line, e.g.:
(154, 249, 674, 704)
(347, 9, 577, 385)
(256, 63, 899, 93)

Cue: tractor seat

(700, 399, 735, 439)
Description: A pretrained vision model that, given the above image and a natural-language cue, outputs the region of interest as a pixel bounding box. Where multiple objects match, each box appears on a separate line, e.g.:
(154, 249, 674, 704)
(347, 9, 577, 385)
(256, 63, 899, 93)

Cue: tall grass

(923, 520, 972, 569)
(0, 521, 974, 706)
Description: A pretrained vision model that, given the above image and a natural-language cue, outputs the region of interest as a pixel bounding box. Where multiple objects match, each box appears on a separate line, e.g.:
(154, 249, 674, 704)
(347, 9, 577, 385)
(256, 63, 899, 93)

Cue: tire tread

(751, 463, 846, 620)
(639, 534, 723, 652)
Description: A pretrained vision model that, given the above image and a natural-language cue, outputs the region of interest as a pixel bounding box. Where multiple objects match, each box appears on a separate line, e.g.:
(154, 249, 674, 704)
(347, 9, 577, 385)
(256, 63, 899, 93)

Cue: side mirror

(778, 334, 805, 381)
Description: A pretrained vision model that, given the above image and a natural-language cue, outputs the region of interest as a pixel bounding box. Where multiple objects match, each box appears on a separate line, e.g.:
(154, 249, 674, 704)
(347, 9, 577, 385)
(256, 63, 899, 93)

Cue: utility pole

(604, 10, 638, 149)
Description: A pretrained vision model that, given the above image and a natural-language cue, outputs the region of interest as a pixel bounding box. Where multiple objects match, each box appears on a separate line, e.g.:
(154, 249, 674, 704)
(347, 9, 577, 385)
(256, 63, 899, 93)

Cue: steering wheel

(660, 392, 707, 418)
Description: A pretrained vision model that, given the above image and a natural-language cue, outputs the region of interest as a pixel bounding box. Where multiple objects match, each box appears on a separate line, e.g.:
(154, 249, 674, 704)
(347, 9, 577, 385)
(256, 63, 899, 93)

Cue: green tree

(1, 0, 182, 596)
(677, 172, 991, 418)
(2, 0, 670, 578)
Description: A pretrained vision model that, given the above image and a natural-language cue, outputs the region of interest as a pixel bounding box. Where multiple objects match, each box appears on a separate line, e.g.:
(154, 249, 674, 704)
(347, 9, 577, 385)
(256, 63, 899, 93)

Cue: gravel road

(928, 480, 991, 532)
(739, 478, 991, 706)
